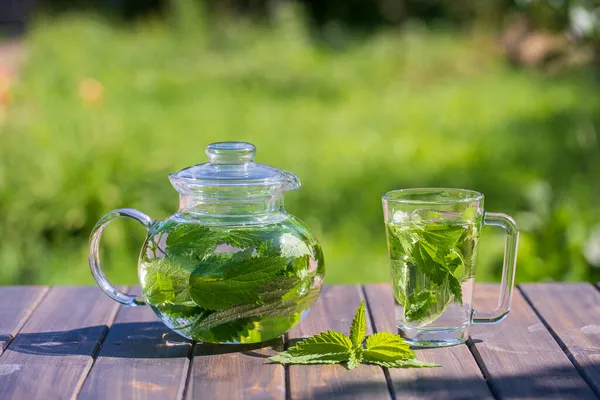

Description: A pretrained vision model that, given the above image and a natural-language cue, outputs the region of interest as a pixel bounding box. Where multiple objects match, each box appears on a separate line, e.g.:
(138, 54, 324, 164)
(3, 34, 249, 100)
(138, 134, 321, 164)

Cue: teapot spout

(281, 171, 301, 192)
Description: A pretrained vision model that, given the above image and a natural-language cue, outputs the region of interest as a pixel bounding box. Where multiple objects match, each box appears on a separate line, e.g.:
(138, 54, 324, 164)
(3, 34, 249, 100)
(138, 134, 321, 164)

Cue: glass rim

(382, 188, 484, 205)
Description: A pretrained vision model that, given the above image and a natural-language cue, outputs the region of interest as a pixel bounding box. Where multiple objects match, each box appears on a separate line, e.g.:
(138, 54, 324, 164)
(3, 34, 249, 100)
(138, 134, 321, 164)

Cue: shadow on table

(6, 324, 599, 398)
(5, 322, 281, 359)
(305, 363, 599, 399)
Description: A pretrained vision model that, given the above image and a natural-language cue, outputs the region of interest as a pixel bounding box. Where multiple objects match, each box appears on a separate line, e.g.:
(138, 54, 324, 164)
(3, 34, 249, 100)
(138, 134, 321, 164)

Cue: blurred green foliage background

(0, 1, 599, 286)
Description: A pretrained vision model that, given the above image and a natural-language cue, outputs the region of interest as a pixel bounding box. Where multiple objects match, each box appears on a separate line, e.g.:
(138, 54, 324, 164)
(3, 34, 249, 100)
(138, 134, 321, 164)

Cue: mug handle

(89, 208, 155, 306)
(472, 212, 519, 324)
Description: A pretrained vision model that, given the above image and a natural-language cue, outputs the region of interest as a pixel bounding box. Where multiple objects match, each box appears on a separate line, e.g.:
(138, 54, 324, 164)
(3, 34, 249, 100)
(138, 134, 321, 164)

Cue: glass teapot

(89, 142, 324, 344)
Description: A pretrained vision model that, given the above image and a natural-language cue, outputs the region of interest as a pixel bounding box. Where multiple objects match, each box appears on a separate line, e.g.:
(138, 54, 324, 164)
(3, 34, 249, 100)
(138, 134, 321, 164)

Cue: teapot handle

(89, 208, 155, 306)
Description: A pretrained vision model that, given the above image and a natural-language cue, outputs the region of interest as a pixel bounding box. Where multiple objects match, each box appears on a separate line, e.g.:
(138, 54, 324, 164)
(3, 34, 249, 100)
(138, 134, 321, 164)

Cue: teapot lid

(169, 142, 300, 197)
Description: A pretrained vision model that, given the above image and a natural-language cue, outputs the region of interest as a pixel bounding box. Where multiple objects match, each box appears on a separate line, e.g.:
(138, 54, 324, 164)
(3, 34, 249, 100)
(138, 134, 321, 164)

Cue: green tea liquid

(386, 211, 480, 329)
(140, 218, 323, 343)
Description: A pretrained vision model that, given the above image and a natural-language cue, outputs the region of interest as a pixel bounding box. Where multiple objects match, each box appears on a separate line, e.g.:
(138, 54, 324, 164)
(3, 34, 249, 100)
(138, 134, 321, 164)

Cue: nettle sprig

(269, 301, 440, 369)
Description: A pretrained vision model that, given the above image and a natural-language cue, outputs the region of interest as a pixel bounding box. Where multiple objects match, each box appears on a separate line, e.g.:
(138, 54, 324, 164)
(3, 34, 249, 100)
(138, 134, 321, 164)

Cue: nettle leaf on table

(269, 330, 353, 365)
(288, 330, 353, 356)
(350, 300, 367, 346)
(363, 332, 414, 362)
(347, 346, 363, 370)
(365, 359, 440, 368)
(269, 352, 350, 365)
(269, 301, 440, 370)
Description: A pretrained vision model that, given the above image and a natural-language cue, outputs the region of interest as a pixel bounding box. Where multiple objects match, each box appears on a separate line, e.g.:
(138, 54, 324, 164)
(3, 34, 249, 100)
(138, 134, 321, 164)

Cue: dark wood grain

(78, 287, 192, 400)
(0, 287, 48, 356)
(184, 276, 285, 400)
(0, 286, 123, 400)
(1, 283, 598, 399)
(287, 285, 391, 400)
(470, 284, 597, 399)
(187, 339, 285, 400)
(363, 284, 493, 400)
(520, 283, 600, 397)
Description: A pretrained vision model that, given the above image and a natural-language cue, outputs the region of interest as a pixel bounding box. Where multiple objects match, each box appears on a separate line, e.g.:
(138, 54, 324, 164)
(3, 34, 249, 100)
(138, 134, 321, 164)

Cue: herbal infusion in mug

(383, 188, 518, 347)
(386, 209, 481, 331)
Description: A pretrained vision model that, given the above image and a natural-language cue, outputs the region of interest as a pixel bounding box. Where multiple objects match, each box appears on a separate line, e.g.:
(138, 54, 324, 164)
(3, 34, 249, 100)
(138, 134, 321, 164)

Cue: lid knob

(206, 142, 256, 164)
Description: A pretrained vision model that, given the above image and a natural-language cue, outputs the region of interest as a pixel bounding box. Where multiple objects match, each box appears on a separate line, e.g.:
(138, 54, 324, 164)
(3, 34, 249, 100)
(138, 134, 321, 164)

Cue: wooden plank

(0, 286, 123, 400)
(470, 284, 597, 399)
(185, 280, 286, 400)
(287, 285, 391, 400)
(363, 284, 493, 400)
(520, 283, 600, 397)
(78, 287, 192, 400)
(187, 339, 285, 400)
(0, 287, 48, 356)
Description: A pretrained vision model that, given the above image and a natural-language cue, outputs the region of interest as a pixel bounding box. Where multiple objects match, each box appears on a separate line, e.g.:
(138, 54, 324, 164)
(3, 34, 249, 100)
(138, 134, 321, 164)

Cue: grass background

(1, 4, 599, 286)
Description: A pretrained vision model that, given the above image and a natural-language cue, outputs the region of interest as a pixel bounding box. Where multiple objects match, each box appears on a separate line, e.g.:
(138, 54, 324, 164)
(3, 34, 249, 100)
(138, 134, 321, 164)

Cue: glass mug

(382, 188, 518, 347)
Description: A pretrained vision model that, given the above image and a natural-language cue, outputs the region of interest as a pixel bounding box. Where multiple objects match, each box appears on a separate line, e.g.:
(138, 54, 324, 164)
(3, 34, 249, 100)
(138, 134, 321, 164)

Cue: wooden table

(0, 284, 598, 399)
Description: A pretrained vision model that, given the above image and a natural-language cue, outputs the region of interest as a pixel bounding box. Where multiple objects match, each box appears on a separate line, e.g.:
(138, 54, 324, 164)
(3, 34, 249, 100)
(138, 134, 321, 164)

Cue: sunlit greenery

(1, 4, 599, 286)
